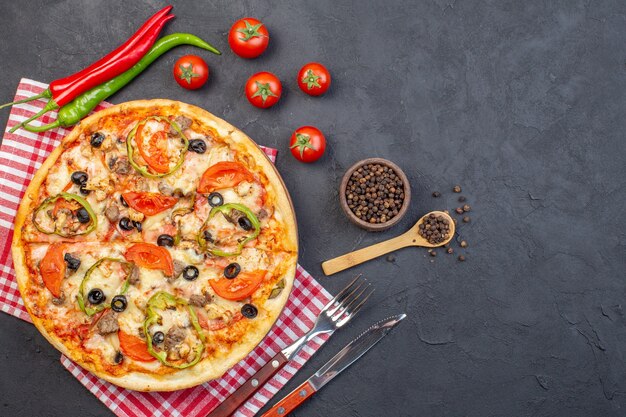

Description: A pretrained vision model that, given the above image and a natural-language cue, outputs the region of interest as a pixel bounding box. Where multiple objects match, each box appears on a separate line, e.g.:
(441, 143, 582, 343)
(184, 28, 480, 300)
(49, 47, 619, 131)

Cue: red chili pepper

(2, 5, 174, 128)
(50, 5, 174, 107)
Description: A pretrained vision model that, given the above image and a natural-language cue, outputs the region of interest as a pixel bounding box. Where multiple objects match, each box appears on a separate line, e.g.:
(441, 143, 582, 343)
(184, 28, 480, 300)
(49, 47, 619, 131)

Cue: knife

(260, 313, 406, 417)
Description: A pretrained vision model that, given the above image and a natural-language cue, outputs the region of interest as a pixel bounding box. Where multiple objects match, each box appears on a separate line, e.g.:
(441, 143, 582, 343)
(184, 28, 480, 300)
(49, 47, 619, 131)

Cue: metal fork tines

(282, 275, 373, 359)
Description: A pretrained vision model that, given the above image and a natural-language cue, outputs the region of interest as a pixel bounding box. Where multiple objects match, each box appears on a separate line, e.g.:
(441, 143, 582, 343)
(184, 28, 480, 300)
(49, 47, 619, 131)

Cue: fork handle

(206, 352, 288, 417)
(321, 234, 410, 275)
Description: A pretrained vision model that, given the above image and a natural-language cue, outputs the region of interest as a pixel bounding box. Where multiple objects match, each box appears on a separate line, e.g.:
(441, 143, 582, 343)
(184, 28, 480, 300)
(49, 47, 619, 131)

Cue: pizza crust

(12, 99, 298, 391)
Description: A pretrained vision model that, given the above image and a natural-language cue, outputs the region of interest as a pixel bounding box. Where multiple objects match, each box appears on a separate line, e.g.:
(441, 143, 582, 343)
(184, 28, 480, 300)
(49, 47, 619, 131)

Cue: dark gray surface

(0, 1, 625, 416)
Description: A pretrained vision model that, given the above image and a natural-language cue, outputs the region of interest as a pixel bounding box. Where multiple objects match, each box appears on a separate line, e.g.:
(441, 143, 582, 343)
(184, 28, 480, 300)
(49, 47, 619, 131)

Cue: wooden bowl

(339, 158, 411, 231)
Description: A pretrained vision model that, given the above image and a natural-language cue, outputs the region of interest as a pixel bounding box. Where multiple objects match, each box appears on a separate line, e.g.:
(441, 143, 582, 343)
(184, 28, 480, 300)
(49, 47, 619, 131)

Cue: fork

(207, 275, 373, 417)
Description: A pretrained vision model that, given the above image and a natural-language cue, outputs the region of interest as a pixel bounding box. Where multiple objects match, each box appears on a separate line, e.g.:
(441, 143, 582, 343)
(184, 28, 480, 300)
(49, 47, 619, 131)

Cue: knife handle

(261, 381, 316, 417)
(207, 352, 288, 417)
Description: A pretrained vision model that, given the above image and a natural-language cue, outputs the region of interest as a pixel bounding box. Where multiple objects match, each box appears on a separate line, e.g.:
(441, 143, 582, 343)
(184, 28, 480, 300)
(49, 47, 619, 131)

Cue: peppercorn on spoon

(321, 210, 455, 276)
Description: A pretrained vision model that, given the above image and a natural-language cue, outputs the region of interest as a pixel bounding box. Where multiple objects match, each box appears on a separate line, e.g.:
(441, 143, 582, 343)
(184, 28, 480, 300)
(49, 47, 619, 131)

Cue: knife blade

(260, 313, 406, 417)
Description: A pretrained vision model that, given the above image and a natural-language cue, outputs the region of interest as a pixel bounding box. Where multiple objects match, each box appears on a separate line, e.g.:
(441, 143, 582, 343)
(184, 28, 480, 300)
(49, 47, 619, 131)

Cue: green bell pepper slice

(197, 203, 261, 257)
(143, 291, 205, 369)
(32, 192, 97, 237)
(76, 258, 133, 316)
(126, 116, 189, 178)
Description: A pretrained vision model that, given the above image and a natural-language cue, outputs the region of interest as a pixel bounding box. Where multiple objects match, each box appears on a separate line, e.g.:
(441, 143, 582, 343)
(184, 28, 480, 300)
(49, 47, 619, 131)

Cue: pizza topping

(157, 234, 175, 247)
(182, 265, 199, 281)
(33, 193, 97, 237)
(268, 278, 286, 299)
(76, 207, 91, 223)
(87, 288, 106, 305)
(152, 331, 165, 345)
(188, 138, 207, 154)
(70, 171, 88, 186)
(127, 116, 189, 178)
(143, 292, 205, 368)
(64, 253, 81, 271)
(198, 203, 260, 257)
(122, 192, 178, 216)
(208, 192, 224, 207)
(40, 243, 66, 298)
(209, 270, 265, 301)
(109, 156, 132, 175)
(241, 304, 258, 319)
(90, 132, 105, 148)
(114, 351, 124, 365)
(224, 263, 241, 279)
(124, 243, 174, 276)
(238, 216, 253, 231)
(168, 259, 186, 282)
(111, 295, 128, 313)
(104, 205, 120, 222)
(164, 326, 186, 351)
(119, 217, 134, 231)
(169, 115, 192, 134)
(96, 310, 120, 335)
(189, 293, 211, 307)
(77, 258, 133, 316)
(197, 161, 255, 194)
(128, 265, 141, 285)
(118, 330, 156, 362)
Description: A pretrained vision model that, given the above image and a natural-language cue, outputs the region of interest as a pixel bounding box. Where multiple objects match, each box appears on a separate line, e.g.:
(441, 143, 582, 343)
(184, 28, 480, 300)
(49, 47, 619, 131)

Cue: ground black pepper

(346, 163, 405, 224)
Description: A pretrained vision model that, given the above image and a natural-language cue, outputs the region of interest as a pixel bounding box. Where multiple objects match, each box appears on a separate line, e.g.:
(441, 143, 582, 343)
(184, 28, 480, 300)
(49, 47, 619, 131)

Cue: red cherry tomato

(289, 126, 326, 163)
(297, 63, 331, 96)
(228, 18, 269, 59)
(173, 55, 209, 90)
(245, 72, 282, 109)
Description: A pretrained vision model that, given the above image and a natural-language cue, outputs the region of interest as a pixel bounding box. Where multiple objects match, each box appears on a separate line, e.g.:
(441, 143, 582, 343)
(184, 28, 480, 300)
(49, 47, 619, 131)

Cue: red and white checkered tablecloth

(0, 79, 332, 417)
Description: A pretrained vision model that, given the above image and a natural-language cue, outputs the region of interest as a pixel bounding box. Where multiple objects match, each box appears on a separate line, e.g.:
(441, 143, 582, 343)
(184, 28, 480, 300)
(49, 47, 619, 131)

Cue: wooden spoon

(321, 211, 455, 276)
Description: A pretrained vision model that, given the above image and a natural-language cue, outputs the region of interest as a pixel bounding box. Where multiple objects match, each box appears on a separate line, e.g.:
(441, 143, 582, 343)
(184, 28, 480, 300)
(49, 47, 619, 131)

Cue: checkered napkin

(0, 79, 332, 417)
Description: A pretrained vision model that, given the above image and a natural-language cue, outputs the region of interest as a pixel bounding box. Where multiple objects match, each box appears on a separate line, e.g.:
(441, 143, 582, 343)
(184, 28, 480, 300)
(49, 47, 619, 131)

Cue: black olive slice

(87, 288, 105, 305)
(111, 295, 128, 313)
(224, 263, 241, 279)
(208, 192, 223, 207)
(241, 304, 258, 318)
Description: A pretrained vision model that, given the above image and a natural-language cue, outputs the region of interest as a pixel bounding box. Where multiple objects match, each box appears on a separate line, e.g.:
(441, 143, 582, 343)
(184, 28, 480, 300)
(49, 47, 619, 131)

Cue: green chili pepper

(76, 258, 133, 316)
(143, 291, 205, 369)
(126, 116, 189, 178)
(20, 33, 221, 133)
(32, 192, 97, 237)
(198, 203, 261, 257)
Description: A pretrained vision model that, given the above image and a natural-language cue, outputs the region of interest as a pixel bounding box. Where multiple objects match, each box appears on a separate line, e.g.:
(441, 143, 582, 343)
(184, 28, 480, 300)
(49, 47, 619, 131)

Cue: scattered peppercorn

(418, 213, 450, 245)
(463, 216, 471, 223)
(458, 255, 466, 261)
(432, 191, 441, 197)
(453, 185, 462, 193)
(446, 248, 454, 254)
(346, 163, 405, 224)
(460, 240, 468, 248)
(463, 204, 471, 212)
(455, 207, 464, 215)
(430, 250, 437, 257)
(458, 196, 467, 202)
(386, 254, 396, 262)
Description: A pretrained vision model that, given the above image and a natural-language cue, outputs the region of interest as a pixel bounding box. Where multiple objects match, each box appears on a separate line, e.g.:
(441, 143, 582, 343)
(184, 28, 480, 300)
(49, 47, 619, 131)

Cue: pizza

(11, 99, 298, 391)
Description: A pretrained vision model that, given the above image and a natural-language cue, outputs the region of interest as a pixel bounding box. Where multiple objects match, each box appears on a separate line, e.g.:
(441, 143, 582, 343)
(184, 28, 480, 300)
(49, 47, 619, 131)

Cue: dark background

(1, 1, 625, 416)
